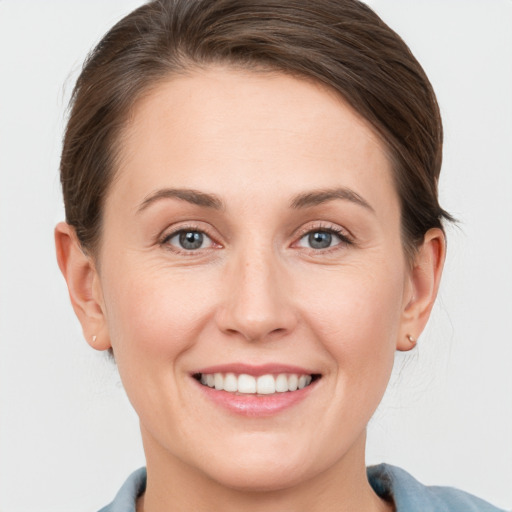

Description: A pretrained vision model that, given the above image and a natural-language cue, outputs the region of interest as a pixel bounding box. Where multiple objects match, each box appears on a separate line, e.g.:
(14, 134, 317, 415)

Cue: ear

(55, 222, 111, 351)
(397, 227, 446, 351)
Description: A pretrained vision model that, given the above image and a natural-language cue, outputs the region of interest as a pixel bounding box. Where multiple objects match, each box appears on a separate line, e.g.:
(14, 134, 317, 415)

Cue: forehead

(112, 66, 397, 215)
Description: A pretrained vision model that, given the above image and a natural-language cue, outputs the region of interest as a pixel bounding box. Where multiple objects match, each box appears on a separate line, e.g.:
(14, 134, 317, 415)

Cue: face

(96, 67, 412, 490)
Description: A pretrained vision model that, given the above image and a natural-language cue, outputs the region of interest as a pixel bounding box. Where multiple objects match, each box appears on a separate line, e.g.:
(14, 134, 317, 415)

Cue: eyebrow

(137, 186, 373, 214)
(290, 187, 374, 213)
(137, 188, 225, 213)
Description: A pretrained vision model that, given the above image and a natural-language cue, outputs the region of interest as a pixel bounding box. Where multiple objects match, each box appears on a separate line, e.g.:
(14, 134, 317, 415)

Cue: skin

(56, 67, 445, 512)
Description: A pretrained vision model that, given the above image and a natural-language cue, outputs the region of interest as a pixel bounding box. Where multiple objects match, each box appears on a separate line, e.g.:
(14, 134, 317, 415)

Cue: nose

(215, 248, 298, 343)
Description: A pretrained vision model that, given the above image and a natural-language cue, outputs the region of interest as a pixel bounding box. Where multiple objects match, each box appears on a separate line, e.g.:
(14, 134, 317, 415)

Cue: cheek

(100, 263, 221, 439)
(102, 263, 216, 367)
(298, 259, 405, 382)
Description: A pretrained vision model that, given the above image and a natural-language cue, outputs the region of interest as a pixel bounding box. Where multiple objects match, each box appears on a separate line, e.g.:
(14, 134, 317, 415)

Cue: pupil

(179, 231, 203, 250)
(309, 231, 331, 249)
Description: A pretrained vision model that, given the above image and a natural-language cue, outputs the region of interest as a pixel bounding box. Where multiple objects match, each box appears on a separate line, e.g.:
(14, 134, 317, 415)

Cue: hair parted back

(61, 0, 452, 258)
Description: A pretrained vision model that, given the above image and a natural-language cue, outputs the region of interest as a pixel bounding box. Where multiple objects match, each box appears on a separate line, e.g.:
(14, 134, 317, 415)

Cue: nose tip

(223, 316, 288, 343)
(215, 257, 297, 343)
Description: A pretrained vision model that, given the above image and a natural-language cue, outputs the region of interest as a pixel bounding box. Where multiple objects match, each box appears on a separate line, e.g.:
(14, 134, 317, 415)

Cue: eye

(163, 229, 214, 251)
(296, 228, 350, 250)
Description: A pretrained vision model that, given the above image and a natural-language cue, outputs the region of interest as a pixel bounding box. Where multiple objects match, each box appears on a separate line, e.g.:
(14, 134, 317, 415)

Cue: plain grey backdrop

(1, 1, 511, 510)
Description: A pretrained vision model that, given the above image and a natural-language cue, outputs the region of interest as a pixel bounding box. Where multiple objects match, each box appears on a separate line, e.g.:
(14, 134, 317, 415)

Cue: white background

(1, 1, 511, 510)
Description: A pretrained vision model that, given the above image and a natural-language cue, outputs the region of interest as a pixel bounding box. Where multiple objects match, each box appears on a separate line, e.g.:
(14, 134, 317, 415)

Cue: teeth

(275, 374, 289, 392)
(238, 374, 257, 393)
(256, 374, 275, 394)
(223, 372, 238, 392)
(198, 372, 315, 394)
(214, 373, 223, 390)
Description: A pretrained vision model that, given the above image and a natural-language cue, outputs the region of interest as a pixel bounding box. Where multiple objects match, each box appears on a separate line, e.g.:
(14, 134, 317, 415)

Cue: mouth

(193, 372, 322, 395)
(191, 364, 322, 416)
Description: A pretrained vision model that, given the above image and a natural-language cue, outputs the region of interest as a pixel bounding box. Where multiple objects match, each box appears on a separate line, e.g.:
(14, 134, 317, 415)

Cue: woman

(54, 1, 506, 510)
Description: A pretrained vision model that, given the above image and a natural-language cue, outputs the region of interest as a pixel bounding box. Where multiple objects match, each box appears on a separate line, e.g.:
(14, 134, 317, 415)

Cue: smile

(192, 364, 322, 416)
(194, 372, 319, 395)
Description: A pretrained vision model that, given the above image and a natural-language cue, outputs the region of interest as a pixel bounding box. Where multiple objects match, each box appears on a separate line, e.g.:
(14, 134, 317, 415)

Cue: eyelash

(294, 223, 354, 253)
(159, 223, 218, 255)
(159, 222, 353, 255)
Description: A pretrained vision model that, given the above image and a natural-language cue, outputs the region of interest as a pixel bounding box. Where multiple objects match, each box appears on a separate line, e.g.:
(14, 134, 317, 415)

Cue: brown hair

(60, 0, 452, 257)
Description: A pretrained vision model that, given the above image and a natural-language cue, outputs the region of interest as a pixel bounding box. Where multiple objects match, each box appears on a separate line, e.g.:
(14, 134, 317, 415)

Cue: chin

(203, 455, 312, 493)
(185, 430, 336, 493)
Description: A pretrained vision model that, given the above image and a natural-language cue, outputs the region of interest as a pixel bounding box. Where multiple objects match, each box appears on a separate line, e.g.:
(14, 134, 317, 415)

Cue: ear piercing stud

(406, 334, 417, 345)
(92, 335, 97, 343)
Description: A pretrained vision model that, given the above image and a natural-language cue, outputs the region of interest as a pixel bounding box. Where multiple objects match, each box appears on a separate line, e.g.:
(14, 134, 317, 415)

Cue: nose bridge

(216, 241, 296, 342)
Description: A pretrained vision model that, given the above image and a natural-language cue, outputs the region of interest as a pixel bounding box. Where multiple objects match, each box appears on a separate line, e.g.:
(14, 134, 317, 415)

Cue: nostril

(222, 325, 289, 343)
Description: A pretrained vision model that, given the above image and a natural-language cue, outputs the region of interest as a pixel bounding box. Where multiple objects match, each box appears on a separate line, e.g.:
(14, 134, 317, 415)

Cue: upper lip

(193, 363, 318, 377)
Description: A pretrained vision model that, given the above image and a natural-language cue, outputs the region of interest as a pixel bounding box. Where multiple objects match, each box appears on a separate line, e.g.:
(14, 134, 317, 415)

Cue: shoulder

(367, 464, 507, 512)
(97, 467, 146, 512)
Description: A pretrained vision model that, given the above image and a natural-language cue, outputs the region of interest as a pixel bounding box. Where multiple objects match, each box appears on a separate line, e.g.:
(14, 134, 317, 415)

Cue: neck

(137, 429, 392, 512)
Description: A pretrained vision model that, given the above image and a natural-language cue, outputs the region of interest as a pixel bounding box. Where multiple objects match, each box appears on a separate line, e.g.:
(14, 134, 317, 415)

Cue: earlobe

(54, 222, 111, 351)
(397, 228, 446, 351)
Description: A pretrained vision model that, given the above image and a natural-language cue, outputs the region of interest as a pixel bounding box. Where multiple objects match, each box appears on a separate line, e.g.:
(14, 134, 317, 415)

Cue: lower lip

(193, 378, 319, 417)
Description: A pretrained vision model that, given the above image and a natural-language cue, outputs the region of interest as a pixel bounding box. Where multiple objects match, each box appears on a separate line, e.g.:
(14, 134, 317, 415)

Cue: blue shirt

(98, 464, 506, 511)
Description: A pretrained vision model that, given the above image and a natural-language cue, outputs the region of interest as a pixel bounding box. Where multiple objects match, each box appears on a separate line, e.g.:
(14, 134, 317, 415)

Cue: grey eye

(308, 232, 332, 249)
(166, 230, 212, 251)
(297, 230, 344, 250)
(180, 231, 204, 250)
